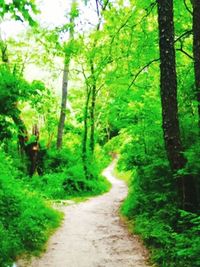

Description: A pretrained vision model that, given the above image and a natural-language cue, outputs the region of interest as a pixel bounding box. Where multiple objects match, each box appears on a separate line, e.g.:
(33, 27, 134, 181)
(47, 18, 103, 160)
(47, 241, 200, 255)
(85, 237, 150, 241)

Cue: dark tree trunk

(89, 62, 97, 154)
(82, 88, 91, 179)
(192, 0, 200, 129)
(157, 0, 184, 171)
(12, 113, 41, 176)
(157, 0, 198, 211)
(87, 1, 109, 154)
(28, 124, 40, 176)
(12, 111, 28, 154)
(90, 84, 96, 153)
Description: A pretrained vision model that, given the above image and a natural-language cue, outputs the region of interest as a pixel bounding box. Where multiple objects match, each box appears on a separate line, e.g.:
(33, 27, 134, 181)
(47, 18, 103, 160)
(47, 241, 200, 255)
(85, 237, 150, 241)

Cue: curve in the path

(17, 161, 150, 267)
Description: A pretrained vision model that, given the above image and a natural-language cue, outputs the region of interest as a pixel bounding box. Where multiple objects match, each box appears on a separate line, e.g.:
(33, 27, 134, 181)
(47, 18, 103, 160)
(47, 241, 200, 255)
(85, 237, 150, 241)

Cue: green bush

(0, 149, 61, 267)
(24, 144, 111, 199)
(121, 156, 200, 267)
(26, 162, 111, 199)
(44, 148, 73, 173)
(43, 146, 82, 174)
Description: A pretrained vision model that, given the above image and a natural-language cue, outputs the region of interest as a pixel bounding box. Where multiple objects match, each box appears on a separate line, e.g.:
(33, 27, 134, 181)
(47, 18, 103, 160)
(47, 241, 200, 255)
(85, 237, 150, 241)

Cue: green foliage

(0, 149, 61, 266)
(184, 142, 200, 176)
(25, 167, 110, 200)
(0, 65, 45, 117)
(44, 147, 80, 173)
(126, 210, 200, 267)
(0, 0, 38, 26)
(0, 0, 199, 266)
(0, 116, 13, 140)
(25, 145, 111, 199)
(121, 156, 200, 266)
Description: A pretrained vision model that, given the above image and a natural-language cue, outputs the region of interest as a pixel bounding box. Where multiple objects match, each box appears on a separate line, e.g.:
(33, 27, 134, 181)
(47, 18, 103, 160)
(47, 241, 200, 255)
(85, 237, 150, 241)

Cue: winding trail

(17, 161, 150, 267)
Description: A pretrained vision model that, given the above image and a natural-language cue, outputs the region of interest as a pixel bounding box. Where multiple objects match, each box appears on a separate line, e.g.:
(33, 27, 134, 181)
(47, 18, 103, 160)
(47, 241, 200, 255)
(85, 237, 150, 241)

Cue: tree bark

(90, 84, 96, 153)
(56, 61, 69, 149)
(56, 2, 75, 149)
(88, 1, 109, 154)
(89, 62, 97, 154)
(157, 0, 198, 211)
(82, 88, 91, 179)
(12, 114, 41, 176)
(192, 0, 200, 129)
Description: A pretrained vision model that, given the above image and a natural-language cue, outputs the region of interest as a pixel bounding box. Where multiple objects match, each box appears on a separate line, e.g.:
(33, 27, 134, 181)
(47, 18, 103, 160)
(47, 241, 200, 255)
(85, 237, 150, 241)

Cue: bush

(25, 162, 111, 199)
(24, 144, 111, 199)
(121, 157, 200, 267)
(0, 149, 61, 267)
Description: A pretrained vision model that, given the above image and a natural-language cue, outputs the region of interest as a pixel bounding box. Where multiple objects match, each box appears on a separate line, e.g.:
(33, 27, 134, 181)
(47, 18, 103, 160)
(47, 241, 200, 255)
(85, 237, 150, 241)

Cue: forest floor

(17, 160, 150, 267)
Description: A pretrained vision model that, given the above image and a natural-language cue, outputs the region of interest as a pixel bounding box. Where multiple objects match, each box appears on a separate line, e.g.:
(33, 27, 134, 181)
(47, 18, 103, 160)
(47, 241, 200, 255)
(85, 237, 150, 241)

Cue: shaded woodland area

(0, 0, 200, 266)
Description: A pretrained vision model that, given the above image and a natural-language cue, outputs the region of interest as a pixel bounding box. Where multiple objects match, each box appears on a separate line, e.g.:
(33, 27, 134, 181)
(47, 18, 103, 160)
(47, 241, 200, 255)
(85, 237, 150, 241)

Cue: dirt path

(17, 161, 150, 267)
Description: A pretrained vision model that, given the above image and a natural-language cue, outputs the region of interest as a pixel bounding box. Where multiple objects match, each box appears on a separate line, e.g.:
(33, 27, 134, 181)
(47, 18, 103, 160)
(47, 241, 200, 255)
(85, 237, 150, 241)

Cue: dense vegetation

(0, 0, 200, 266)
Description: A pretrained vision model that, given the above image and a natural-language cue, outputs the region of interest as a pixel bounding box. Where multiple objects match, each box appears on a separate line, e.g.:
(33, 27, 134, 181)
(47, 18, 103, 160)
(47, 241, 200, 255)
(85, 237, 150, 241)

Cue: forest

(0, 0, 200, 266)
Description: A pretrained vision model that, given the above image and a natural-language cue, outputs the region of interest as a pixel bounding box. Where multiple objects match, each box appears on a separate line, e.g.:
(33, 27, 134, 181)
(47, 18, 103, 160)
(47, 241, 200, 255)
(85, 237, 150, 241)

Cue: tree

(56, 1, 78, 149)
(88, 0, 110, 154)
(192, 0, 200, 129)
(157, 0, 197, 211)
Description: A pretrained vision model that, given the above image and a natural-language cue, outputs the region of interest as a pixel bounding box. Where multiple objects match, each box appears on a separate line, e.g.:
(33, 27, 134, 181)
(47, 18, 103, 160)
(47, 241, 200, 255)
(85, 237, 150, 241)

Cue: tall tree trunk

(192, 0, 200, 129)
(157, 0, 198, 211)
(56, 2, 76, 149)
(82, 88, 91, 179)
(90, 84, 96, 153)
(88, 1, 109, 154)
(56, 60, 69, 149)
(89, 62, 97, 154)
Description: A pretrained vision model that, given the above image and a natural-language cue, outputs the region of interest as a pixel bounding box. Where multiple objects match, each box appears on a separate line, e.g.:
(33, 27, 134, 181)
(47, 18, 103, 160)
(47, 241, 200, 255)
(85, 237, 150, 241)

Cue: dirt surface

(17, 161, 150, 267)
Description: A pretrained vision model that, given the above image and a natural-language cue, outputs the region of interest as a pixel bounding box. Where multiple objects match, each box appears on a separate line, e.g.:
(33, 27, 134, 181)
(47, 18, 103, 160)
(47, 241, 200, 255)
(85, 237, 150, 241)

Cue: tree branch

(183, 0, 192, 15)
(110, 2, 156, 51)
(128, 58, 160, 89)
(175, 30, 192, 43)
(95, 83, 105, 95)
(176, 48, 194, 60)
(95, 0, 100, 17)
(126, 29, 193, 90)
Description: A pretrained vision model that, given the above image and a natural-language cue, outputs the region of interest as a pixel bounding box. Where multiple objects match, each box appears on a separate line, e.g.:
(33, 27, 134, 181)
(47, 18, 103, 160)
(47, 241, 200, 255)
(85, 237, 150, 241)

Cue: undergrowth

(24, 170, 110, 199)
(0, 143, 111, 266)
(120, 155, 200, 267)
(24, 145, 111, 199)
(0, 149, 62, 267)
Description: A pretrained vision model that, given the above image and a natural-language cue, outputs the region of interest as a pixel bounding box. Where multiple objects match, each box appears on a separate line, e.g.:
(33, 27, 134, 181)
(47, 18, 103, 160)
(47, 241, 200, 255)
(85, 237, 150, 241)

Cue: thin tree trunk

(89, 62, 97, 153)
(56, 2, 76, 149)
(157, 0, 198, 211)
(192, 0, 200, 129)
(90, 85, 96, 153)
(56, 61, 69, 149)
(88, 1, 109, 154)
(28, 124, 40, 176)
(82, 88, 91, 179)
